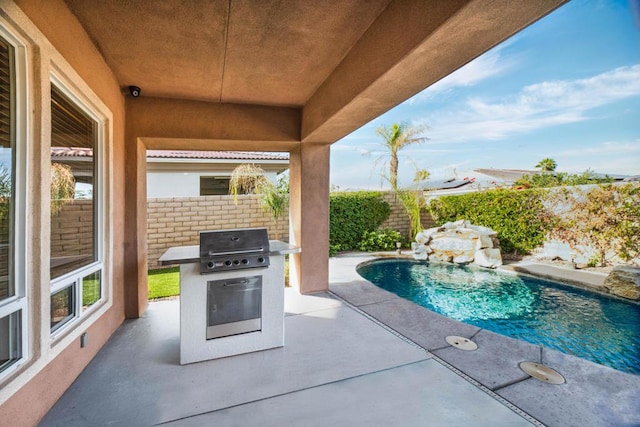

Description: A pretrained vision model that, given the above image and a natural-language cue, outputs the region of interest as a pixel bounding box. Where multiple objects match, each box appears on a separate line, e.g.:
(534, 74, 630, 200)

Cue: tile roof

(146, 150, 288, 160)
(51, 147, 93, 157)
(51, 147, 289, 161)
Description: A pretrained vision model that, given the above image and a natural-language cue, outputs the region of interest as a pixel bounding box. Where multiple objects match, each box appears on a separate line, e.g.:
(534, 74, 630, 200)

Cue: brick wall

(147, 192, 434, 269)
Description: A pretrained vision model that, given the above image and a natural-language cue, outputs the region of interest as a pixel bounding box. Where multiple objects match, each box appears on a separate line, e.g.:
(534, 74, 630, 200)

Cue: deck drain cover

(519, 362, 565, 385)
(445, 335, 478, 351)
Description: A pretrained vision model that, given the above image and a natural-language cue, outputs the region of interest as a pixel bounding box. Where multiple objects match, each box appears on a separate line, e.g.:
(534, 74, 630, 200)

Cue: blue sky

(330, 0, 640, 190)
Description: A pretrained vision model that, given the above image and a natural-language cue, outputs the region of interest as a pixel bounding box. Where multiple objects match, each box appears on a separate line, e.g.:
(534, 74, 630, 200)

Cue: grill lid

(199, 228, 270, 273)
(200, 227, 270, 256)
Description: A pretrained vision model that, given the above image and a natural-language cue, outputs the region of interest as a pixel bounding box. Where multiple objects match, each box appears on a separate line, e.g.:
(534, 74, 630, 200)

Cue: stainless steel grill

(199, 228, 270, 274)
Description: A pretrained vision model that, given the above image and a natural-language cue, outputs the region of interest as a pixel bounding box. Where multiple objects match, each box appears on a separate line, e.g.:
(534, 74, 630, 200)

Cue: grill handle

(207, 248, 265, 257)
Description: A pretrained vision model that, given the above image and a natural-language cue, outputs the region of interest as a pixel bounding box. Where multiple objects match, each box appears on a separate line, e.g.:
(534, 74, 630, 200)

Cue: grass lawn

(82, 274, 101, 307)
(148, 267, 180, 299)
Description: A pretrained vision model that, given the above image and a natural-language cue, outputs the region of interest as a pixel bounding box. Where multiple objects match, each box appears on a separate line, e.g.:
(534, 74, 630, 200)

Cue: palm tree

(375, 122, 428, 189)
(535, 158, 557, 172)
(229, 164, 289, 239)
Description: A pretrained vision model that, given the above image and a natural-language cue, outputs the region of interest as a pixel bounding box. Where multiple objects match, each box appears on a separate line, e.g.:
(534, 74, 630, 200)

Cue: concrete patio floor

(41, 254, 640, 426)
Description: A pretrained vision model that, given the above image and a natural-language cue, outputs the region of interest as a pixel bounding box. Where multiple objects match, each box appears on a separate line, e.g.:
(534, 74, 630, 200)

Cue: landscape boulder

(474, 248, 502, 269)
(604, 265, 640, 300)
(413, 221, 502, 268)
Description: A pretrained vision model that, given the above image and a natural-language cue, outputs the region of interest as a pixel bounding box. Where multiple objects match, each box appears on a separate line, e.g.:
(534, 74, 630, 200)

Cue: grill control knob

(224, 260, 232, 266)
(207, 261, 215, 269)
(241, 259, 249, 265)
(233, 260, 240, 265)
(258, 257, 265, 263)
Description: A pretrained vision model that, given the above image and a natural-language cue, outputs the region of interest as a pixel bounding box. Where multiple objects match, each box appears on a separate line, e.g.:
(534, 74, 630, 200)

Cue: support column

(289, 143, 330, 293)
(123, 135, 148, 318)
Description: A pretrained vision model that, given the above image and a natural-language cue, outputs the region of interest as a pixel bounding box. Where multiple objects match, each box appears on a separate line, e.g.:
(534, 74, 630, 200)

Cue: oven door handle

(223, 279, 251, 287)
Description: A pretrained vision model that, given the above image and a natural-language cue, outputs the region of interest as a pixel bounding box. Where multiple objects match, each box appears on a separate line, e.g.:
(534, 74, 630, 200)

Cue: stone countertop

(158, 240, 301, 266)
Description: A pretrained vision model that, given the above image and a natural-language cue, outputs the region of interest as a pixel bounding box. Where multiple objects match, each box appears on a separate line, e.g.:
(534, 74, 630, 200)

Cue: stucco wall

(147, 170, 280, 198)
(0, 1, 126, 424)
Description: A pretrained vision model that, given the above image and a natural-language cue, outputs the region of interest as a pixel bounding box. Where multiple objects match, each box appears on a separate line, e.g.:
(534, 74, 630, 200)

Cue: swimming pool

(356, 259, 640, 375)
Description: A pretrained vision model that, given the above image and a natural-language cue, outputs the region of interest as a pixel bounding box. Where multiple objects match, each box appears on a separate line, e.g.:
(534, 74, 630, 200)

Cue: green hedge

(329, 191, 391, 255)
(358, 228, 403, 252)
(427, 188, 552, 254)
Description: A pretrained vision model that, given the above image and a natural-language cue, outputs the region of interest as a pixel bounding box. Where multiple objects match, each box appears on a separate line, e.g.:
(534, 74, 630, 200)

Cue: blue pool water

(357, 259, 640, 375)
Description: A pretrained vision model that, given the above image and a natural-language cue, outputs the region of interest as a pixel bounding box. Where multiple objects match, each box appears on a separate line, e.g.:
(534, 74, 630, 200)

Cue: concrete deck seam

(327, 290, 427, 353)
(491, 375, 533, 392)
(432, 357, 545, 427)
(152, 359, 431, 426)
(469, 328, 482, 340)
(429, 344, 452, 352)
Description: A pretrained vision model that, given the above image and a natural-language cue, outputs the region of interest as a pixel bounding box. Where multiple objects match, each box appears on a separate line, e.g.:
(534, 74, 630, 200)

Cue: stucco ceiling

(64, 0, 392, 107)
(63, 0, 567, 143)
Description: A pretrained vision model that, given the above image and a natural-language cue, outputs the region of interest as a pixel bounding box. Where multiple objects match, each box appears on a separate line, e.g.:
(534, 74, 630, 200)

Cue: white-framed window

(0, 25, 28, 377)
(200, 176, 232, 196)
(49, 77, 104, 336)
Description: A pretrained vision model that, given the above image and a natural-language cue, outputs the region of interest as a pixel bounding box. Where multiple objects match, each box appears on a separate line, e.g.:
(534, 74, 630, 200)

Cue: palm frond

(229, 164, 289, 239)
(229, 164, 270, 202)
(51, 162, 75, 215)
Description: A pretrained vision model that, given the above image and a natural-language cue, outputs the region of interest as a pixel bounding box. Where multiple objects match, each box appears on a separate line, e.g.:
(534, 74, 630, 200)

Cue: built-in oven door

(206, 275, 262, 339)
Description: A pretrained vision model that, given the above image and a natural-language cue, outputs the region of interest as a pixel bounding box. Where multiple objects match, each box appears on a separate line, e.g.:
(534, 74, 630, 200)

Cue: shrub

(358, 228, 402, 251)
(513, 170, 613, 189)
(427, 188, 552, 254)
(547, 183, 640, 266)
(329, 191, 391, 254)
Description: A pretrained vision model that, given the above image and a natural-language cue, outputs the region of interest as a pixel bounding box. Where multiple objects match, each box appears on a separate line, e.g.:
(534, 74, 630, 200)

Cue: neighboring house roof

(474, 168, 538, 182)
(51, 147, 93, 157)
(144, 150, 289, 174)
(475, 168, 634, 183)
(51, 148, 290, 178)
(146, 150, 288, 161)
(51, 147, 289, 161)
(589, 172, 633, 181)
(421, 178, 474, 190)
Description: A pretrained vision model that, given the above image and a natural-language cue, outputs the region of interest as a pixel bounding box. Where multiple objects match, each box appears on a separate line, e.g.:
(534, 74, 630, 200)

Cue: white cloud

(422, 64, 640, 143)
(524, 139, 640, 175)
(554, 139, 640, 157)
(408, 42, 517, 104)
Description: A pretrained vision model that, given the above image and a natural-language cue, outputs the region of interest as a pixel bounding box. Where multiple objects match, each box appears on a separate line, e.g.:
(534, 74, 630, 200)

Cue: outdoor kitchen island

(158, 228, 300, 365)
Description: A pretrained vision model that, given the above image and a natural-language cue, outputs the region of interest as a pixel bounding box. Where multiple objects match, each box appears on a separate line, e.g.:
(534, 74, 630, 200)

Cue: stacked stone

(413, 220, 502, 268)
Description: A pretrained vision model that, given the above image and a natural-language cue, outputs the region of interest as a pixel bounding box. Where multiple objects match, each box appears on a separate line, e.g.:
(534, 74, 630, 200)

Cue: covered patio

(41, 255, 640, 426)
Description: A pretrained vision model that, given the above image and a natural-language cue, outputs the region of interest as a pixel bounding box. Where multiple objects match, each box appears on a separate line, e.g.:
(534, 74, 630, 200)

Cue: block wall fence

(50, 200, 94, 258)
(146, 192, 435, 269)
(381, 192, 435, 239)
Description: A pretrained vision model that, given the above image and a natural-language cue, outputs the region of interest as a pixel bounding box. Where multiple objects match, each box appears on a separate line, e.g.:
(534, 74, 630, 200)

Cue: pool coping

(329, 253, 640, 427)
